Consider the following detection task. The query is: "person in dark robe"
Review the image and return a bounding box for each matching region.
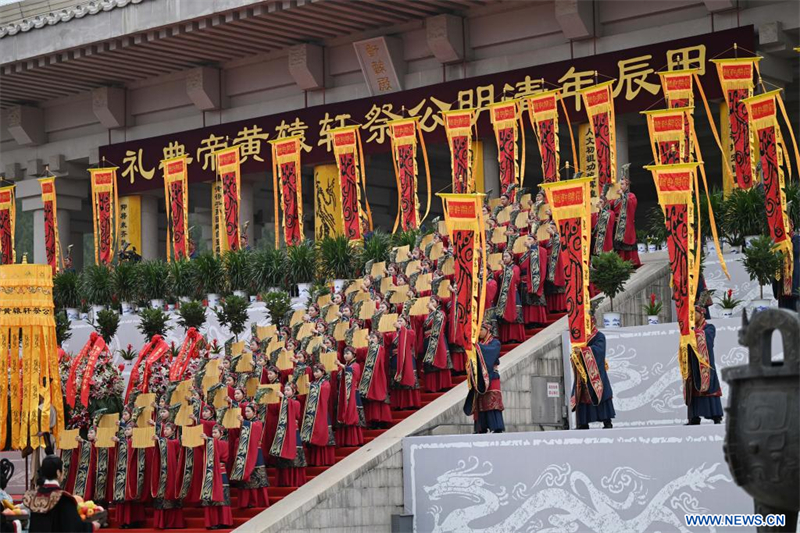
[419,296,453,392]
[269,383,307,488]
[336,347,365,446]
[685,294,724,425]
[610,164,641,267]
[201,425,233,530]
[771,227,800,311]
[151,423,185,529]
[300,364,336,466]
[359,330,392,428]
[571,307,615,429]
[232,404,270,507]
[23,455,97,533]
[591,188,616,256]
[542,221,567,313]
[497,250,526,344]
[464,321,505,434]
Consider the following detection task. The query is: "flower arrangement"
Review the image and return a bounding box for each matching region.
[642,293,663,316]
[718,289,743,310]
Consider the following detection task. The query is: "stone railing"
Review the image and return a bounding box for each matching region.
[235,258,671,533]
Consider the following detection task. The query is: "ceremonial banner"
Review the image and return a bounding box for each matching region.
[711,58,759,189]
[332,126,372,241]
[118,196,142,257]
[443,109,476,194]
[89,168,119,265]
[526,90,561,183]
[0,263,64,450]
[162,156,190,261]
[0,187,15,266]
[38,179,59,273]
[439,194,486,378]
[659,69,695,109]
[215,147,241,251]
[211,182,225,255]
[389,118,431,232]
[643,108,692,165]
[540,178,592,349]
[271,136,305,246]
[645,163,701,385]
[744,90,795,293]
[314,164,343,240]
[488,101,525,199]
[580,82,617,189]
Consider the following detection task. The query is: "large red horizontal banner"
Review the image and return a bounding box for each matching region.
[100,27,752,194]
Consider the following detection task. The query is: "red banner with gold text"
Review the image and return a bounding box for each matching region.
[215,147,241,252]
[0,187,15,265]
[389,118,431,232]
[580,82,617,189]
[526,90,561,183]
[89,168,118,265]
[332,126,371,241]
[443,110,476,194]
[489,101,524,199]
[271,137,304,246]
[39,178,59,273]
[162,156,190,261]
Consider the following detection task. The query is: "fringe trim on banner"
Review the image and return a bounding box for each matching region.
[271,136,305,246]
[89,168,119,265]
[442,109,477,194]
[162,156,190,262]
[214,147,242,252]
[39,178,61,273]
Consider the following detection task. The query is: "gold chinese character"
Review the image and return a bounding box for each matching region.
[232,125,270,163]
[559,66,595,111]
[274,118,312,153]
[318,112,352,152]
[196,134,229,171]
[515,75,544,99]
[666,45,706,75]
[365,44,380,57]
[122,149,155,184]
[406,97,452,133]
[160,141,193,169]
[371,60,386,76]
[362,103,401,144]
[613,55,660,101]
[377,77,393,92]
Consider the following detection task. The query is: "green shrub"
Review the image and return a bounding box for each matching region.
[262,290,292,329]
[250,247,287,292]
[176,300,207,332]
[81,264,113,306]
[95,309,120,343]
[139,260,169,301]
[214,295,250,340]
[137,307,172,340]
[53,270,80,309]
[742,235,784,299]
[590,252,634,311]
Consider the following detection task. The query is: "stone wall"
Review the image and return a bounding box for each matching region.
[235,259,671,533]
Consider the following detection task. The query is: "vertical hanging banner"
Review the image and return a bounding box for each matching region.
[211,181,226,256]
[526,89,561,183]
[540,178,592,350]
[38,178,59,273]
[0,187,15,265]
[215,147,241,252]
[439,194,486,371]
[645,163,701,387]
[313,164,343,240]
[331,126,372,241]
[89,168,118,265]
[442,109,476,194]
[389,118,431,232]
[642,108,692,165]
[270,136,304,246]
[118,195,142,257]
[488,100,525,199]
[658,69,696,162]
[744,90,794,293]
[162,156,190,261]
[711,58,759,190]
[580,82,617,189]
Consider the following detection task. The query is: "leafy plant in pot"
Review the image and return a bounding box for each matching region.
[722,187,767,248]
[261,290,292,329]
[646,206,668,251]
[214,294,250,341]
[391,229,420,249]
[717,289,743,318]
[137,307,172,341]
[286,241,317,303]
[176,300,207,333]
[590,252,634,327]
[55,310,72,348]
[168,259,197,302]
[358,229,392,273]
[53,270,81,318]
[194,252,224,307]
[94,308,120,344]
[319,235,354,290]
[223,248,252,298]
[112,260,141,315]
[250,246,287,294]
[140,260,170,309]
[80,264,113,317]
[741,235,783,312]
[642,293,663,325]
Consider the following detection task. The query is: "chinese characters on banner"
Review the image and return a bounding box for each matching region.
[38,178,59,273]
[488,100,525,200]
[314,164,344,241]
[162,156,190,261]
[215,148,242,252]
[118,196,142,259]
[332,126,372,241]
[442,110,476,194]
[389,118,431,232]
[89,168,119,265]
[526,89,561,183]
[644,163,700,386]
[643,108,691,164]
[580,82,617,189]
[270,136,305,246]
[99,27,752,195]
[0,186,15,265]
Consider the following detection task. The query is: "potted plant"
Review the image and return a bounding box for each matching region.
[94,308,120,344]
[261,290,292,329]
[699,188,725,254]
[250,246,287,294]
[194,252,224,307]
[784,181,800,231]
[139,260,170,309]
[176,300,207,332]
[112,260,141,315]
[137,306,172,341]
[646,234,659,254]
[391,229,419,249]
[55,310,72,348]
[741,235,783,312]
[168,259,197,303]
[646,207,668,252]
[214,294,250,341]
[590,252,635,328]
[722,187,767,249]
[79,300,90,321]
[286,241,316,306]
[53,270,81,319]
[319,235,354,291]
[80,264,113,318]
[717,289,743,318]
[636,230,648,255]
[642,293,663,325]
[358,229,392,270]
[118,343,137,370]
[223,248,251,298]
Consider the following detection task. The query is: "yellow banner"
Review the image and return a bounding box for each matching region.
[314,164,343,240]
[118,196,142,258]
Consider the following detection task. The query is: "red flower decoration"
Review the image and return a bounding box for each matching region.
[650,293,656,306]
[727,289,733,298]
[118,364,125,372]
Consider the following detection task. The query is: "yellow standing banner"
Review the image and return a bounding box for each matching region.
[118,196,142,258]
[313,164,343,240]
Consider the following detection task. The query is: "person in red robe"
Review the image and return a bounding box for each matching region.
[231,404,270,508]
[69,427,97,504]
[300,364,336,466]
[420,296,452,392]
[359,330,392,428]
[224,387,248,476]
[497,250,526,344]
[269,383,307,487]
[591,192,616,255]
[520,233,548,326]
[201,425,233,530]
[542,221,567,313]
[610,165,641,267]
[260,366,281,467]
[388,315,421,410]
[110,425,146,528]
[336,348,365,446]
[151,423,185,530]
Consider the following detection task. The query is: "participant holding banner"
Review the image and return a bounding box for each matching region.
[572,304,615,429]
[685,293,723,425]
[610,165,641,267]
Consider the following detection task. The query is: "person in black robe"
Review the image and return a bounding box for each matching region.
[23,455,97,533]
[686,295,723,425]
[464,321,505,434]
[771,230,800,311]
[572,305,615,429]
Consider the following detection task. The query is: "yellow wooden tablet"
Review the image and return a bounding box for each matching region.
[488,252,503,271]
[222,408,241,429]
[370,261,386,278]
[132,427,155,449]
[352,329,369,348]
[410,296,431,316]
[441,256,454,276]
[359,300,376,320]
[395,245,410,262]
[181,424,204,448]
[95,427,116,449]
[320,351,339,373]
[58,429,80,450]
[98,413,119,428]
[135,393,156,409]
[415,273,432,292]
[379,313,399,333]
